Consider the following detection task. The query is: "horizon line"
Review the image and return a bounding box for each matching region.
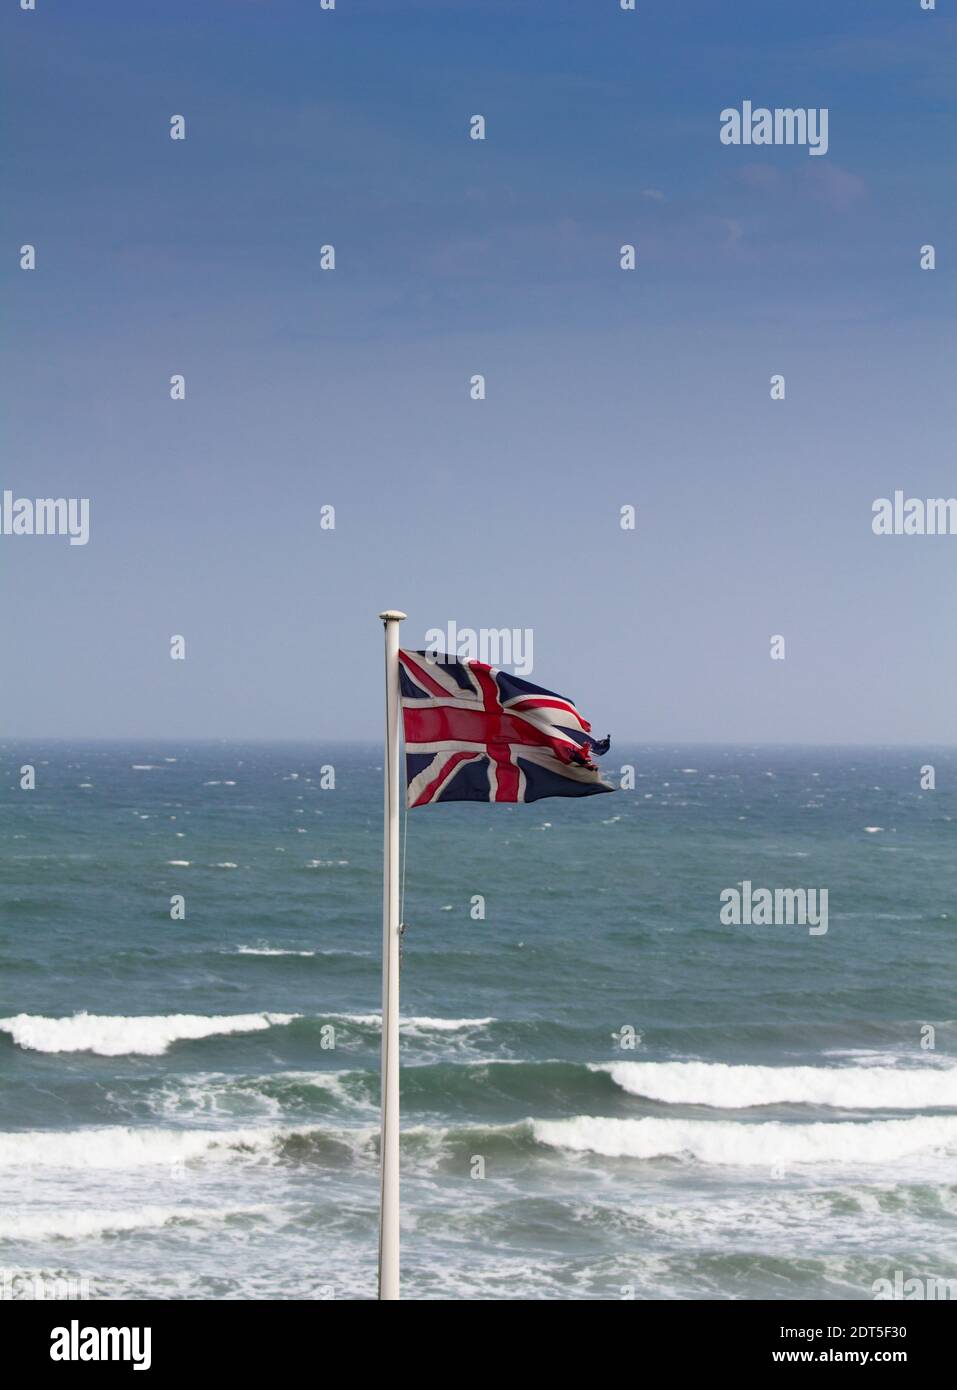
[1,737,955,751]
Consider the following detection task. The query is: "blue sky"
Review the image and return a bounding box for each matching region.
[2,0,955,742]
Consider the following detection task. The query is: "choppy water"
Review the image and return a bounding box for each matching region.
[1,743,955,1300]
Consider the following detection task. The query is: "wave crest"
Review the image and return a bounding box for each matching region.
[0,1011,299,1057]
[533,1114,957,1165]
[597,1060,957,1110]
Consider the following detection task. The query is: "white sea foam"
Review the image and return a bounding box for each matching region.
[223,945,367,961]
[0,1124,290,1169]
[0,1011,299,1056]
[597,1060,957,1110]
[146,1069,372,1121]
[533,1114,957,1165]
[331,1013,494,1034]
[822,1048,949,1066]
[233,946,316,957]
[0,1203,273,1241]
[405,1015,495,1032]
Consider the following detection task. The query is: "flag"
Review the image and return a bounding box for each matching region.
[398,649,614,806]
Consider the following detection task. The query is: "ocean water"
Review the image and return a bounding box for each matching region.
[1,742,955,1301]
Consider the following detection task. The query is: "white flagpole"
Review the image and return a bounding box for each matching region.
[377,609,405,1301]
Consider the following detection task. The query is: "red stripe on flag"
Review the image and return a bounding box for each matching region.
[508,697,592,731]
[403,705,554,749]
[411,751,480,807]
[468,664,521,801]
[398,650,450,699]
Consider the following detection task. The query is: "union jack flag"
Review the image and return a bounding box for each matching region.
[398,649,614,806]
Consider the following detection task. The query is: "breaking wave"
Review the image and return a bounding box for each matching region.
[0,1012,300,1057]
[597,1060,957,1110]
[532,1114,957,1165]
[0,1204,272,1242]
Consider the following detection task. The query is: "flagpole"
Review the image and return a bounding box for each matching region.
[377,609,405,1301]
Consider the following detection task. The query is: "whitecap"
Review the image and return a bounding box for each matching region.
[0,1011,299,1057]
[533,1114,957,1166]
[597,1060,957,1110]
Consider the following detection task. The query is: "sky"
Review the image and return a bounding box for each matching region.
[2,0,955,744]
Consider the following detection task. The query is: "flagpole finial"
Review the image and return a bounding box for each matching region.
[379,610,407,622]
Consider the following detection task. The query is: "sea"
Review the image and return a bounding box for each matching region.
[1,743,955,1301]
